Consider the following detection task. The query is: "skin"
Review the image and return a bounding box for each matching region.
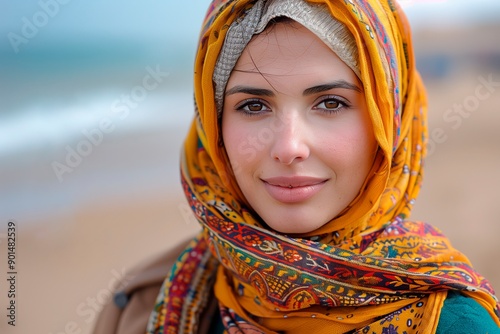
[222,22,378,234]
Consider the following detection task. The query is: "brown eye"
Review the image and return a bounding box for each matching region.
[315,96,350,115]
[236,99,271,115]
[323,100,340,109]
[248,102,264,112]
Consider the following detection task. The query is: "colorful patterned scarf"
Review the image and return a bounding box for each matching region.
[147,0,500,333]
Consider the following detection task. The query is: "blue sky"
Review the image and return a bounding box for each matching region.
[1,1,211,49]
[2,0,500,51]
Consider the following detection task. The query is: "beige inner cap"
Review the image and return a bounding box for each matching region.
[213,0,360,114]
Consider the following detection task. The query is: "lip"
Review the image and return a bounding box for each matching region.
[261,176,328,203]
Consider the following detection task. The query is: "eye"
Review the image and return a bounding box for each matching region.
[314,96,350,114]
[319,99,340,109]
[235,99,271,115]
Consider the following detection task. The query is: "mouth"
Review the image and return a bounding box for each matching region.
[261,176,328,203]
[262,176,328,188]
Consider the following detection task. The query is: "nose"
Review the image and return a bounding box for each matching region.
[270,113,310,165]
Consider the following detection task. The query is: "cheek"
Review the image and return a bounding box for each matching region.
[222,117,257,177]
[319,121,376,173]
[349,129,377,176]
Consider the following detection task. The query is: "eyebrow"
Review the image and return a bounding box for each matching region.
[225,86,275,97]
[303,80,362,95]
[225,80,362,97]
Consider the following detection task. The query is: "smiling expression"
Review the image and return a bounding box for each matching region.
[222,22,378,234]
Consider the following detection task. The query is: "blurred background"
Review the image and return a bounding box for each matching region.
[1,1,499,333]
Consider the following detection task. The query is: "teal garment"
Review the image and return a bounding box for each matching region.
[210,308,225,334]
[436,291,500,334]
[210,292,500,333]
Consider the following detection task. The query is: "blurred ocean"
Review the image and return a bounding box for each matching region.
[0,2,209,222]
[0,66,198,224]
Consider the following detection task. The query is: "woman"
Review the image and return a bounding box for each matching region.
[94,0,500,333]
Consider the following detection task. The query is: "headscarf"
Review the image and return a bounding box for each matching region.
[147,0,500,333]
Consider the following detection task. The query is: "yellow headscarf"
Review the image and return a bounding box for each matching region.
[193,0,420,242]
[147,1,500,333]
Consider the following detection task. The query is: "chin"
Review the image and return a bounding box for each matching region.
[264,216,329,235]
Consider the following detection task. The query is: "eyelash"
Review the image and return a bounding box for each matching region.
[235,99,271,116]
[233,95,351,116]
[313,95,351,114]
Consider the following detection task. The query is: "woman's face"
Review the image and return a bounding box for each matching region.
[222,22,377,234]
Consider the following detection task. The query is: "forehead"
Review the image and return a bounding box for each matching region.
[230,22,358,83]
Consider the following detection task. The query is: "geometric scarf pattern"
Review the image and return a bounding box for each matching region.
[146,166,499,333]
